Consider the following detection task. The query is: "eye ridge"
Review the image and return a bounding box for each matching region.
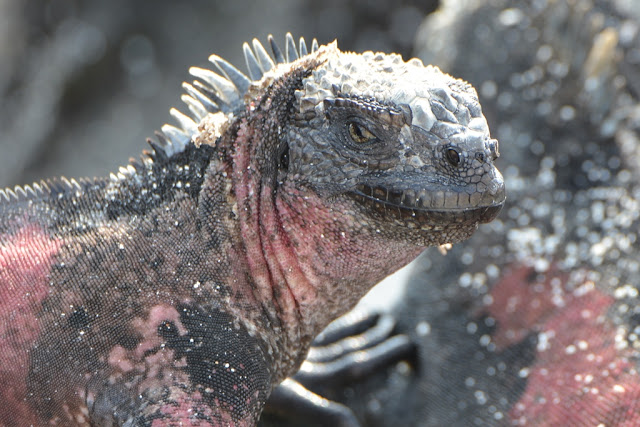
[347,121,377,144]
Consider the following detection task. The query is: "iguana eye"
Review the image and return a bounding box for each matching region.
[446,147,460,166]
[347,121,376,144]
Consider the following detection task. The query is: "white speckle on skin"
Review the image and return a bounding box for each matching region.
[498,8,524,26]
[474,390,488,405]
[518,367,530,378]
[416,321,431,336]
[466,322,478,334]
[537,330,555,352]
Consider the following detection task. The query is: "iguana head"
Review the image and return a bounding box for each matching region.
[163,34,503,250]
[283,42,505,247]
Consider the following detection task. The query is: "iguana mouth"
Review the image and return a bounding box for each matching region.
[352,184,505,225]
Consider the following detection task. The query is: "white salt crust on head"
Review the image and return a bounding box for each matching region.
[295,42,490,139]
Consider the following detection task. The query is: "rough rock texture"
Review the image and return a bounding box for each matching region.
[324,0,640,425]
[0,35,503,425]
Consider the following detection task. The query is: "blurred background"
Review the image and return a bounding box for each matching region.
[0,0,438,189]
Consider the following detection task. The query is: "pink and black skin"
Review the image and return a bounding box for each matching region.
[0,34,504,426]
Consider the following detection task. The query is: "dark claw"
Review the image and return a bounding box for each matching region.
[307,314,396,363]
[265,379,361,427]
[312,311,382,346]
[301,311,416,388]
[261,310,416,426]
[295,334,414,388]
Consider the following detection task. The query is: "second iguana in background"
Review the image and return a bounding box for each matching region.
[0,34,505,425]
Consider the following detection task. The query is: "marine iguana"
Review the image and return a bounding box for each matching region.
[0,34,505,425]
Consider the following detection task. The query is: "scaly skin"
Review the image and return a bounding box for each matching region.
[0,35,504,425]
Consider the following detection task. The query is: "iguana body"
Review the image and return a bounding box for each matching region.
[0,35,504,425]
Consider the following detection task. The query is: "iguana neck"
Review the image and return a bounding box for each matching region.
[274,187,425,337]
[220,113,425,381]
[227,138,426,376]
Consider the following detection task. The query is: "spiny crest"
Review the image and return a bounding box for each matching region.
[155,33,319,158]
[0,181,51,203]
[0,34,319,204]
[0,177,95,204]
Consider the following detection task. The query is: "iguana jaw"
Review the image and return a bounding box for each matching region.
[351,189,504,226]
[351,179,506,227]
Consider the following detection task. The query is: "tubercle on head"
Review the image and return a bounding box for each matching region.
[292,47,490,140]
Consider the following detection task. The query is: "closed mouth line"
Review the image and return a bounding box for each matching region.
[351,184,504,224]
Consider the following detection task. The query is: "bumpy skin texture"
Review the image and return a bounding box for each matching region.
[0,35,504,426]
[319,1,640,426]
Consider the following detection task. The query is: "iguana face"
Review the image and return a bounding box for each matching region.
[284,46,505,247]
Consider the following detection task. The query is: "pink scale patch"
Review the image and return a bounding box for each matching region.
[487,264,640,425]
[0,224,62,425]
